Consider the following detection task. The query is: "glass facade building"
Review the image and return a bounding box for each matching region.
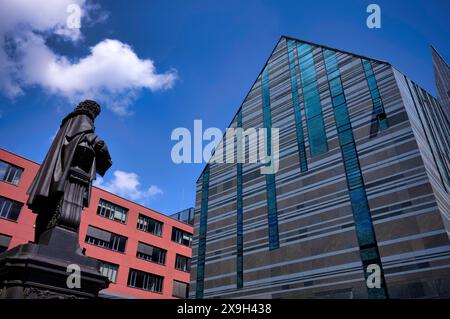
[170,207,195,226]
[190,36,450,299]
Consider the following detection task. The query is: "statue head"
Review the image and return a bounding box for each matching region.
[75,100,101,119]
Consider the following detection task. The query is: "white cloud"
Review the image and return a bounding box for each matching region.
[147,185,164,197]
[0,0,85,41]
[93,170,163,203]
[0,0,177,115]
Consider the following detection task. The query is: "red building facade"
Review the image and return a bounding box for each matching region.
[0,148,193,299]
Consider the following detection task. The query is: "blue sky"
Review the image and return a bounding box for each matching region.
[0,0,449,215]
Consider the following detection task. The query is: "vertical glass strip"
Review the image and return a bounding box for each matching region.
[287,39,308,172]
[236,110,244,288]
[324,49,388,299]
[195,165,210,299]
[261,65,279,250]
[296,42,328,157]
[362,59,389,130]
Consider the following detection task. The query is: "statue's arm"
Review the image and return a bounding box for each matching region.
[82,132,112,176]
[93,139,112,177]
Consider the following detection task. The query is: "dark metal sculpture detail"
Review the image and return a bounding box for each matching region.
[23,287,80,299]
[27,100,112,243]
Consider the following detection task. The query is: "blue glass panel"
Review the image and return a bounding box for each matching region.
[361,59,389,131]
[296,42,328,157]
[367,76,377,89]
[365,68,374,77]
[356,225,376,247]
[307,115,328,156]
[324,49,388,298]
[305,101,322,119]
[261,65,279,250]
[362,60,372,72]
[361,247,379,263]
[328,69,340,79]
[379,119,389,130]
[370,88,380,100]
[324,51,338,72]
[196,165,210,299]
[332,93,345,106]
[304,89,320,103]
[302,72,316,85]
[338,128,353,146]
[334,104,350,128]
[303,81,317,93]
[330,80,344,97]
[373,98,383,113]
[338,121,352,133]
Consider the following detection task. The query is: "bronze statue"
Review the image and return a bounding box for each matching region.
[0,100,112,299]
[27,100,112,243]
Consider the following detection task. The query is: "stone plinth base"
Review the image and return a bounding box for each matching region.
[0,226,109,299]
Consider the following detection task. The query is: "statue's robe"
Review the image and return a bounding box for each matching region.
[27,113,112,212]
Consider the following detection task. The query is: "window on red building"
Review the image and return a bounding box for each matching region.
[172,280,189,298]
[0,196,22,221]
[136,242,166,265]
[85,225,127,253]
[127,269,163,293]
[0,160,23,186]
[171,227,192,247]
[99,260,119,283]
[96,199,128,224]
[137,214,163,236]
[175,254,191,272]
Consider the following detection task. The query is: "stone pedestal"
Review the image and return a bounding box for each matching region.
[0,226,109,299]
